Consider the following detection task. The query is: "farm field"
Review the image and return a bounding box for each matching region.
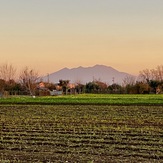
[0,104,163,162]
[1,94,163,105]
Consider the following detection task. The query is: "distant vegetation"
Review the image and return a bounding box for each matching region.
[1,63,163,96]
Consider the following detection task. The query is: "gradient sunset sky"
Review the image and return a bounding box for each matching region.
[0,0,163,76]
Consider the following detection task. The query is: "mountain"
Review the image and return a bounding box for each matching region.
[43,65,133,84]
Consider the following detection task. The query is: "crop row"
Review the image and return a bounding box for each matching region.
[0,105,163,162]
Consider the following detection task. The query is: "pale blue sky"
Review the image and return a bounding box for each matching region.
[0,0,163,75]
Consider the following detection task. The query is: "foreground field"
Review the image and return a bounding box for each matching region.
[0,105,163,162]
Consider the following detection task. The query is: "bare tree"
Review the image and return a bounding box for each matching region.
[19,67,39,96]
[0,63,16,81]
[155,65,163,81]
[122,75,136,87]
[139,69,151,82]
[139,65,163,82]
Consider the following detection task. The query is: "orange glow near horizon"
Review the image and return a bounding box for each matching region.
[0,1,163,76]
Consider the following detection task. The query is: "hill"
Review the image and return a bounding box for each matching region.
[43,65,133,84]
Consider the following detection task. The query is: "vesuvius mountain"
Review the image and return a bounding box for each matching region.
[43,65,133,84]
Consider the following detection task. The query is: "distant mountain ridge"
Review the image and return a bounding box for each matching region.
[43,65,133,84]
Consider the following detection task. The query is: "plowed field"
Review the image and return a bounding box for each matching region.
[0,105,163,162]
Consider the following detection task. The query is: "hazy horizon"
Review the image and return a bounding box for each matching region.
[1,0,163,76]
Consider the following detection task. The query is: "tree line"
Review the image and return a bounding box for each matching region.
[0,63,163,96]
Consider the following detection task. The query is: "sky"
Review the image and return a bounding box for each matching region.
[0,0,163,76]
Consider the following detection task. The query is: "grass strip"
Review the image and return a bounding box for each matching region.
[0,94,163,105]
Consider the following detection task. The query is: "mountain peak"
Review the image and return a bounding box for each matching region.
[62,67,69,70]
[93,64,112,69]
[44,65,133,84]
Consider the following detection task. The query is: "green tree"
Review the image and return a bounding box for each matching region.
[85,80,108,93]
[0,79,5,96]
[147,79,160,94]
[108,83,123,94]
[59,80,70,95]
